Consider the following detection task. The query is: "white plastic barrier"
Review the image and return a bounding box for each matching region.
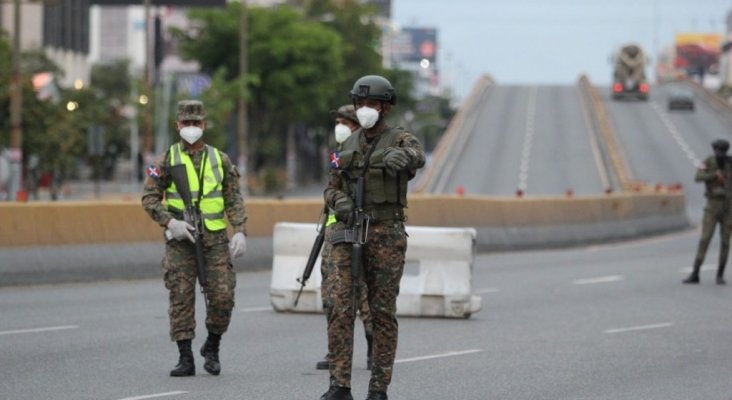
[269,222,482,318]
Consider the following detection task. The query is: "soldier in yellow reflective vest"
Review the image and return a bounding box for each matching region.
[142,100,248,377]
[317,105,373,371]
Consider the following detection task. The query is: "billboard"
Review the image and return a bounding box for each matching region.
[390,27,437,65]
[674,32,722,77]
[90,0,225,5]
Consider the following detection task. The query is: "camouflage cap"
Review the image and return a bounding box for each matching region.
[177,100,206,121]
[330,104,358,125]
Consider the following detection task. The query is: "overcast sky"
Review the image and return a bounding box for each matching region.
[392,0,732,99]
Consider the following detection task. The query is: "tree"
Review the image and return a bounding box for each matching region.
[172,3,344,190]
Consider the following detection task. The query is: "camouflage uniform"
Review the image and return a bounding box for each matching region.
[323,123,425,394]
[690,155,732,276]
[320,104,373,370]
[141,106,247,342]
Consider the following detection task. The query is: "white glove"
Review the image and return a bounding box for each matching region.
[229,232,247,258]
[167,218,196,243]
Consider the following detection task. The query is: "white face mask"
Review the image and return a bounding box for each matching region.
[356,107,379,129]
[334,123,352,144]
[180,126,203,144]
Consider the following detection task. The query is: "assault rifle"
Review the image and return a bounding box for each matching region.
[294,206,329,307]
[169,164,207,294]
[349,176,370,311]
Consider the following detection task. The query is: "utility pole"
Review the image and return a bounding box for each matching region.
[142,0,154,165]
[238,0,248,194]
[8,0,24,201]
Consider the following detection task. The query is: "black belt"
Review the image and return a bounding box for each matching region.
[364,207,405,223]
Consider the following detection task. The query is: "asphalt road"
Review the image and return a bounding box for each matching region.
[430,85,604,196]
[1,228,730,400]
[606,81,732,223]
[4,82,732,399]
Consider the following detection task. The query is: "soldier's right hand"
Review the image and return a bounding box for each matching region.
[167,218,196,243]
[334,193,354,224]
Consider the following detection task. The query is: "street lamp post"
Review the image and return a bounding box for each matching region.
[238,0,248,194]
[142,0,154,166]
[8,0,25,201]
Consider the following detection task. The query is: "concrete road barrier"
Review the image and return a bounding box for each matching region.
[269,222,481,318]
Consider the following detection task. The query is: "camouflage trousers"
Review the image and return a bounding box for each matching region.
[162,231,236,342]
[325,221,406,393]
[694,198,732,268]
[321,236,373,337]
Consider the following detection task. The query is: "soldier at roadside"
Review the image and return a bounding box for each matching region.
[317,105,374,372]
[141,100,248,376]
[319,75,425,400]
[684,139,732,285]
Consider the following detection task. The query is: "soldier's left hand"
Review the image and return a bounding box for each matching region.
[229,232,246,258]
[384,147,409,171]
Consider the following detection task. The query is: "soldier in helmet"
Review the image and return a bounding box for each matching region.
[684,139,732,284]
[319,76,426,400]
[317,105,373,372]
[141,100,248,376]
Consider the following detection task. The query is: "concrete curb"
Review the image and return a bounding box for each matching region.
[0,214,690,287]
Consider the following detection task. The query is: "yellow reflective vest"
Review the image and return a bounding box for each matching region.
[165,143,226,231]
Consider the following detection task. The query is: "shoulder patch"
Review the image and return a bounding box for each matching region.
[147,165,161,179]
[329,151,341,169]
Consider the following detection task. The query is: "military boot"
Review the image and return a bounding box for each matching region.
[170,339,195,377]
[316,353,330,370]
[683,264,701,284]
[200,332,221,375]
[320,386,353,400]
[365,391,388,400]
[365,333,373,370]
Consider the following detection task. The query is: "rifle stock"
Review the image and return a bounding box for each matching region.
[294,206,329,307]
[169,164,207,290]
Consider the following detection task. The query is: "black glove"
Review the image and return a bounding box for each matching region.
[334,194,354,223]
[384,147,409,172]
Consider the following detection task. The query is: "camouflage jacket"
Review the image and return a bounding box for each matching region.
[141,142,248,236]
[324,124,425,210]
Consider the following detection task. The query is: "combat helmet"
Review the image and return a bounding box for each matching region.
[350,75,396,105]
[712,139,729,152]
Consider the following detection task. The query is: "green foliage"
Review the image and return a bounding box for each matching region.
[174,2,344,171]
[304,0,386,119]
[0,31,135,189]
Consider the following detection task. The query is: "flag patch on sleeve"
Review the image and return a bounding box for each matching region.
[147,165,161,179]
[329,152,341,169]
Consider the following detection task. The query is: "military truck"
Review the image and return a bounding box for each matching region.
[612,43,649,101]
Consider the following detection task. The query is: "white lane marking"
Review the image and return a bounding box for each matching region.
[474,287,500,294]
[517,87,538,191]
[116,391,188,400]
[604,322,674,334]
[395,349,483,364]
[238,306,271,313]
[649,102,700,166]
[679,264,717,273]
[572,275,624,285]
[0,325,79,336]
